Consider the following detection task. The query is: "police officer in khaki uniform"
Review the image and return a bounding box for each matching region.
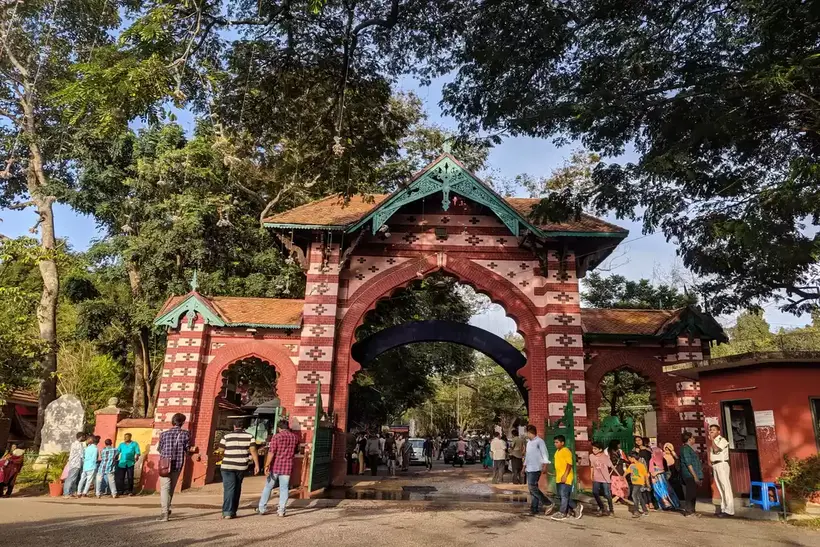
[709,424,734,517]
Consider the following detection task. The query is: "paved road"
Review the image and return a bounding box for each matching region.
[1,491,817,547]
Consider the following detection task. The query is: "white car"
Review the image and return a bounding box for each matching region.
[408,438,426,465]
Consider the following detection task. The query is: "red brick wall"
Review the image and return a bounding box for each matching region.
[584,344,686,449]
[699,363,820,482]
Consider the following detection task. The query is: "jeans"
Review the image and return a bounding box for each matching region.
[425,455,433,470]
[78,469,96,495]
[116,465,135,494]
[592,481,614,512]
[95,471,117,497]
[632,484,648,513]
[526,471,552,514]
[682,476,698,514]
[258,472,290,515]
[221,470,245,517]
[63,466,82,496]
[160,470,181,516]
[492,460,506,483]
[557,482,577,515]
[510,456,523,484]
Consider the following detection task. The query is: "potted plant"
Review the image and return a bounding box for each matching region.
[779,454,820,513]
[45,452,69,497]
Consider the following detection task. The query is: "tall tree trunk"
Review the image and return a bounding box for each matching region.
[132,334,147,417]
[29,146,59,448]
[127,262,153,417]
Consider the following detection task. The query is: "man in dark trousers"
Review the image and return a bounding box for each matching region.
[680,431,703,517]
[423,435,434,471]
[218,419,259,519]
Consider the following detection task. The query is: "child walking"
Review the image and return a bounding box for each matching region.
[628,452,650,518]
[589,441,615,516]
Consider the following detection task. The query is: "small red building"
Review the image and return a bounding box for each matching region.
[666,351,820,496]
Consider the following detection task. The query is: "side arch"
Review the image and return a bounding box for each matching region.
[351,320,528,405]
[191,339,298,487]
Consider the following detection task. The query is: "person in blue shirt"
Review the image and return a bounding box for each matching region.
[116,433,141,496]
[680,431,704,516]
[522,424,554,516]
[96,439,118,498]
[77,436,100,497]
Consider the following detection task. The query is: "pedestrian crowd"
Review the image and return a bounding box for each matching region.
[352,431,427,476]
[61,431,141,498]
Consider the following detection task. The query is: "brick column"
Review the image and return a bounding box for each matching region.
[292,238,341,434]
[543,250,589,468]
[143,312,209,491]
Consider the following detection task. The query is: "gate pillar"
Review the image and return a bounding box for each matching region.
[292,237,341,434]
[543,251,590,476]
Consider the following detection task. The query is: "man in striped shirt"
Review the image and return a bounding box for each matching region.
[219,420,259,519]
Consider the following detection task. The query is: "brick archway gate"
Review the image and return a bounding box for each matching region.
[328,253,552,485]
[148,153,727,492]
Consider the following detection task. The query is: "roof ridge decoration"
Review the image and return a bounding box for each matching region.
[155,292,226,330]
[349,154,540,236]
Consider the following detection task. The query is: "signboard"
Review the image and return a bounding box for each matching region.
[663,362,696,373]
[754,410,775,428]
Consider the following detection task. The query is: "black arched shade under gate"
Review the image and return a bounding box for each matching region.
[351,320,528,407]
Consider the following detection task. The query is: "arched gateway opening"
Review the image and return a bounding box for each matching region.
[148,153,727,493]
[351,320,528,405]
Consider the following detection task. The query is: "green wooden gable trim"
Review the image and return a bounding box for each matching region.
[154,293,226,329]
[347,156,543,237]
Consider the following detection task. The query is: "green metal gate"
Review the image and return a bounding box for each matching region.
[590,415,635,454]
[307,382,333,492]
[544,388,577,493]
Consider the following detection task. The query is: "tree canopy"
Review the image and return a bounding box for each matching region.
[581,271,697,310]
[441,0,820,315]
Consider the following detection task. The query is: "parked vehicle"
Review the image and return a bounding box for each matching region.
[407,438,425,465]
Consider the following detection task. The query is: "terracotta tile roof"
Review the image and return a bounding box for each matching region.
[581,308,684,336]
[504,198,628,234]
[264,194,625,235]
[159,295,304,327]
[264,194,389,227]
[7,389,38,406]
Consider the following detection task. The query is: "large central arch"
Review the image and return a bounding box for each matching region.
[351,319,528,405]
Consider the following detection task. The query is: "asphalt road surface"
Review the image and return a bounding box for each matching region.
[1,489,818,547]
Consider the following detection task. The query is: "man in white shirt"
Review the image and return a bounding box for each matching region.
[709,423,734,516]
[523,425,554,516]
[490,432,507,484]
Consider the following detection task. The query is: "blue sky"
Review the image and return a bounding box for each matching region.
[1,74,809,335]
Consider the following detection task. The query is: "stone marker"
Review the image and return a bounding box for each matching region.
[40,394,85,456]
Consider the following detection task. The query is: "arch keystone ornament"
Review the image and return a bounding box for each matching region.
[149,153,727,493]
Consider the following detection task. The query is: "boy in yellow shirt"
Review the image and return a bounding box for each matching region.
[550,435,583,521]
[628,452,649,517]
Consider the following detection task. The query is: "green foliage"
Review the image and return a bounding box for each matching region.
[442,0,820,315]
[582,272,697,310]
[0,239,49,404]
[711,310,820,357]
[779,454,820,501]
[57,341,124,424]
[347,274,482,428]
[598,369,651,430]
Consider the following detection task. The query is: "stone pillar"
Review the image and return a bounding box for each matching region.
[543,251,589,471]
[144,312,209,491]
[292,238,341,434]
[93,398,126,445]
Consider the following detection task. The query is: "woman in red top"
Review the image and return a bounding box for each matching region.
[0,447,25,497]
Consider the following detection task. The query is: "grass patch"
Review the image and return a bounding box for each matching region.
[791,518,820,530]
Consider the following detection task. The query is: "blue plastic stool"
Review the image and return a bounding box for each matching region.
[750,481,781,511]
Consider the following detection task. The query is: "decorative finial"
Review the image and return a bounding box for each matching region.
[442,139,452,154]
[190,269,199,292]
